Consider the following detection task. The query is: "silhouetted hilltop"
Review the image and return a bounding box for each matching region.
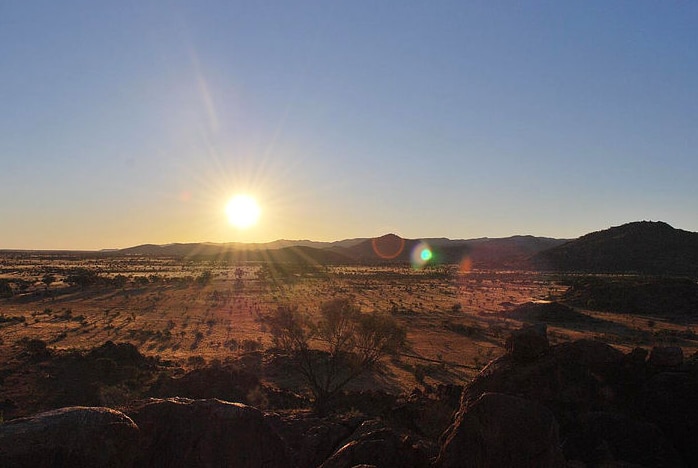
[533,221,698,276]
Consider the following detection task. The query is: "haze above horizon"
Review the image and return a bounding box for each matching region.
[2,2,697,250]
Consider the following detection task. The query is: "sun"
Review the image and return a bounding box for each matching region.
[225,194,261,229]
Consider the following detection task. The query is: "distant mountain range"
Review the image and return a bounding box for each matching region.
[111,233,568,269]
[107,221,698,277]
[4,221,696,276]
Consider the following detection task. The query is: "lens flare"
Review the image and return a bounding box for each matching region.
[411,242,433,269]
[459,256,473,273]
[420,248,433,261]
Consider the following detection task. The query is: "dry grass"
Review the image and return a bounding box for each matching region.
[2,254,697,395]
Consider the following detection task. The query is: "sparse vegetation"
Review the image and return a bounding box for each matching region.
[1,251,697,425]
[0,279,14,298]
[263,298,405,413]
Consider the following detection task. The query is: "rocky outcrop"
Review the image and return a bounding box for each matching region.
[126,397,290,468]
[438,392,564,467]
[5,330,698,467]
[563,411,683,466]
[648,346,684,368]
[640,370,698,466]
[148,364,261,403]
[0,406,139,468]
[265,412,363,468]
[320,419,430,468]
[388,384,463,440]
[0,399,293,468]
[504,322,549,362]
[462,338,628,423]
[449,325,698,466]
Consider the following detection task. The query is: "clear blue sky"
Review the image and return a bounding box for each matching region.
[1,1,696,249]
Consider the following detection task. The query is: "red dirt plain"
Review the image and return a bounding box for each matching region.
[2,254,697,394]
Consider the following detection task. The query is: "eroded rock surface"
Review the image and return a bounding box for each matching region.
[320,419,430,468]
[438,392,564,468]
[126,397,290,468]
[0,406,139,468]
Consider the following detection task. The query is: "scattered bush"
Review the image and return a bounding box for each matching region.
[0,314,25,324]
[0,279,13,298]
[196,270,213,287]
[17,338,51,360]
[66,269,102,289]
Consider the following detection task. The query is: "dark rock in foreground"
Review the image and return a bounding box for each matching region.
[148,363,261,403]
[463,338,628,423]
[126,397,290,468]
[452,325,698,467]
[648,346,684,368]
[265,412,363,468]
[0,406,139,468]
[438,392,565,467]
[640,370,698,466]
[5,329,698,467]
[563,411,683,467]
[320,419,430,468]
[504,322,549,362]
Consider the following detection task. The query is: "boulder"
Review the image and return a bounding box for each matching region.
[265,411,362,468]
[0,406,139,468]
[462,339,626,423]
[504,323,549,362]
[438,392,564,467]
[388,384,463,440]
[627,347,649,365]
[320,419,430,468]
[445,332,697,467]
[563,411,683,466]
[126,398,290,468]
[648,346,684,368]
[641,372,698,466]
[148,364,260,403]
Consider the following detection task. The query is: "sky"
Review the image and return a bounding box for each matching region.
[1,1,697,250]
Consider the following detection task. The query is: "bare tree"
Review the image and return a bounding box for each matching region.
[263,298,405,414]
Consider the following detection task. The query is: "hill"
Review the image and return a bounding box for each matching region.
[113,233,565,268]
[532,221,698,276]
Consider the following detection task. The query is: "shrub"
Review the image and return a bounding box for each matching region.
[66,269,101,289]
[0,279,13,298]
[196,270,213,286]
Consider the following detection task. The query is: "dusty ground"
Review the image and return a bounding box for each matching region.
[2,254,697,397]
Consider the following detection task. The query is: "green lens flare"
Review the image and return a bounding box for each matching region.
[420,248,432,261]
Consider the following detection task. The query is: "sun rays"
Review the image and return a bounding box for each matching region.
[225,194,261,229]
